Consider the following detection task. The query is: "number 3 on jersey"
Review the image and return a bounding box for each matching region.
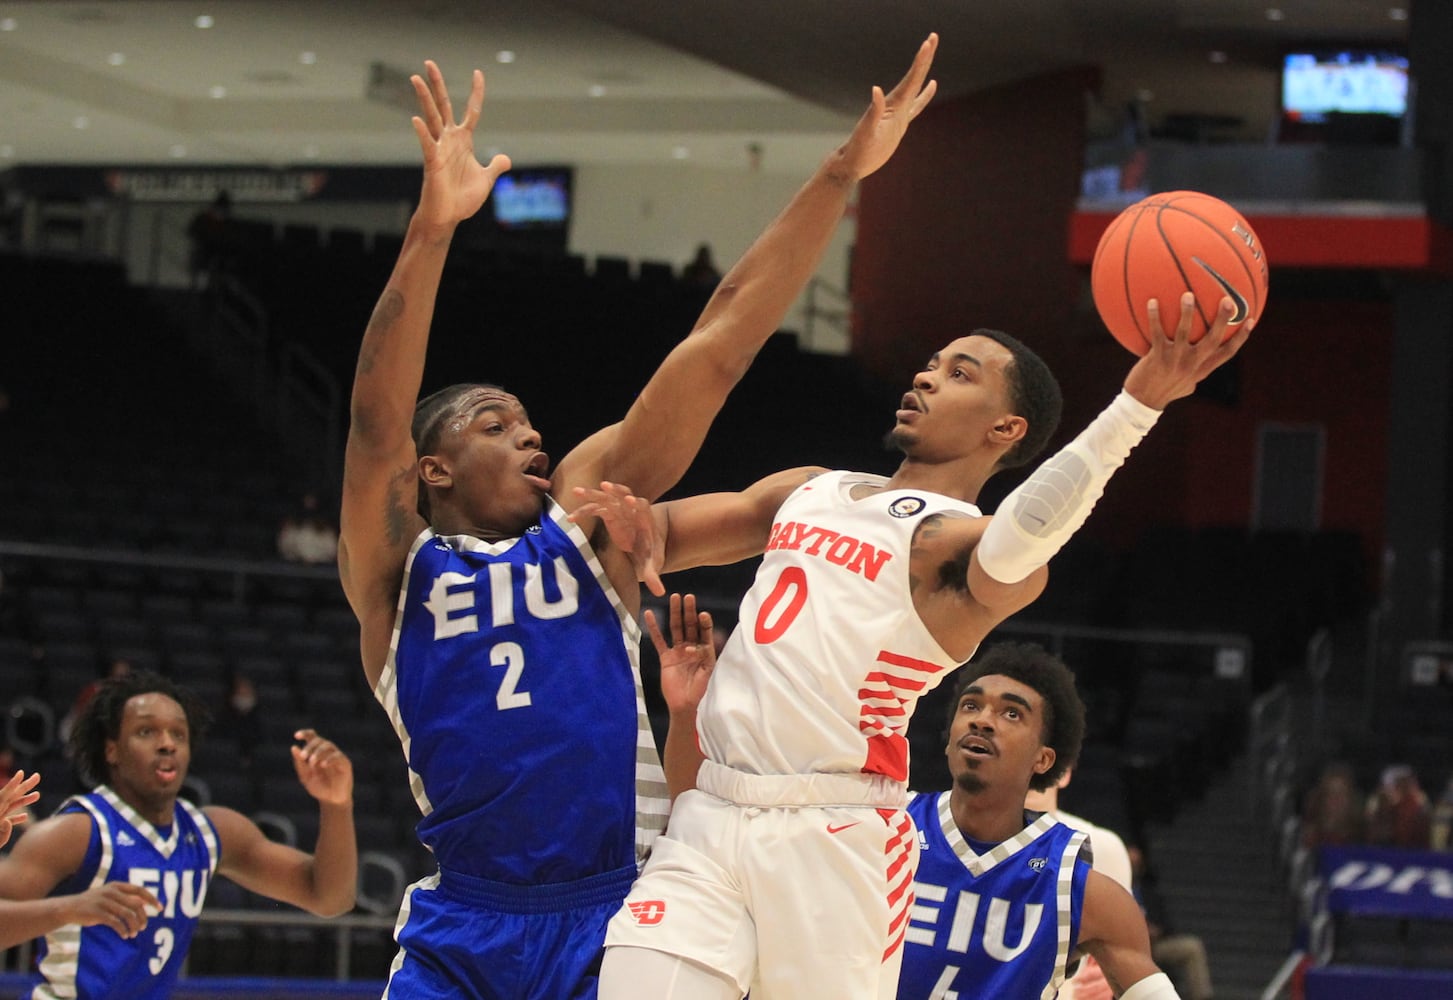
[148,927,175,975]
[754,567,808,644]
[490,641,532,709]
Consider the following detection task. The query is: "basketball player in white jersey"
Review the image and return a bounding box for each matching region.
[591,292,1253,1000]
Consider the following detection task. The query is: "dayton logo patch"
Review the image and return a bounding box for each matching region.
[628,900,667,925]
[889,497,927,518]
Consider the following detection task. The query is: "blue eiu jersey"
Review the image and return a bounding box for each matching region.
[378,499,668,885]
[27,786,219,1000]
[898,792,1090,1000]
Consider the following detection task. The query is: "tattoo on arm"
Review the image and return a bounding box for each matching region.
[358,289,404,376]
[910,513,973,596]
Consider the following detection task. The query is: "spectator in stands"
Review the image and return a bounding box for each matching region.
[1300,760,1366,850]
[57,655,133,747]
[338,45,939,1000]
[1432,775,1453,851]
[0,758,40,849]
[681,242,722,289]
[214,672,262,768]
[1366,764,1432,849]
[276,491,339,564]
[0,669,357,999]
[1128,841,1215,1000]
[186,190,235,289]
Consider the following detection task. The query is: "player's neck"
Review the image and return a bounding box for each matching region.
[886,454,992,504]
[950,785,1033,844]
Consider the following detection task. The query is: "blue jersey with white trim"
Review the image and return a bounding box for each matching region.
[899,791,1090,1000]
[27,786,219,1000]
[378,499,667,884]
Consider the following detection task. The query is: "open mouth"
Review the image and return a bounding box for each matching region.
[959,736,995,757]
[523,452,552,489]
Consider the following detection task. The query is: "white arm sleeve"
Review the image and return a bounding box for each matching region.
[976,390,1161,584]
[1119,972,1182,1000]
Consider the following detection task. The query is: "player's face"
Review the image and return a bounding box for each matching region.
[106,693,191,808]
[891,335,1017,460]
[426,388,552,537]
[945,673,1053,794]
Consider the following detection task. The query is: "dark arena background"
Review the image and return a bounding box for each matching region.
[3,3,1453,999]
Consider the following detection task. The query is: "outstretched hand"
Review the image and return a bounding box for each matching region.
[410,60,512,229]
[0,769,40,848]
[570,482,664,596]
[647,594,716,715]
[836,32,939,181]
[291,730,354,807]
[1123,292,1255,410]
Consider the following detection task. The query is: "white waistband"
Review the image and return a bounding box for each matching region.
[696,760,908,809]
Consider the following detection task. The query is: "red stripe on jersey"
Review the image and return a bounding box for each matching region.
[862,733,908,781]
[859,650,952,778]
[881,811,916,963]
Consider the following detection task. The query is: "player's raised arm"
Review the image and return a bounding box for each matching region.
[339,60,511,681]
[969,293,1252,613]
[208,730,357,917]
[553,35,940,508]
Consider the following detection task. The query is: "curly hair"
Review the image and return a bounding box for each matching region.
[971,329,1063,470]
[942,641,1084,792]
[68,669,211,789]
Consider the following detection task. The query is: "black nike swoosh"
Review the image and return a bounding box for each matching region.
[1192,256,1249,323]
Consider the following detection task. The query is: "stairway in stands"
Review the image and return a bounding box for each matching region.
[1145,753,1294,1000]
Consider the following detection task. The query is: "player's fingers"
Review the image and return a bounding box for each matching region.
[411,73,443,138]
[425,60,455,126]
[462,68,484,130]
[1145,297,1165,341]
[643,608,668,652]
[1173,291,1196,341]
[681,594,699,643]
[889,33,937,103]
[697,612,716,665]
[667,593,686,645]
[908,78,938,119]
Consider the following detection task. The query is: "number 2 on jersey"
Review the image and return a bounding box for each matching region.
[753,567,808,644]
[490,641,532,709]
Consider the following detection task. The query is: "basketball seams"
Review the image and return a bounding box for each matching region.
[1111,207,1152,351]
[1156,204,1263,315]
[1152,205,1210,332]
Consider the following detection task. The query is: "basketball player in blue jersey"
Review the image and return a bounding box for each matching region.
[0,671,357,1000]
[0,768,41,848]
[589,292,1252,998]
[897,642,1178,1000]
[336,38,942,1000]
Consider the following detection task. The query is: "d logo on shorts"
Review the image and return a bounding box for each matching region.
[627,900,666,925]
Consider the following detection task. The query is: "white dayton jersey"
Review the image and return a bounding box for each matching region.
[698,471,980,780]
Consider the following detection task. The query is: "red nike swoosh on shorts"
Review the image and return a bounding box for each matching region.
[826,822,861,834]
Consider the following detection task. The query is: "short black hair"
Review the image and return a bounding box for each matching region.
[68,670,211,789]
[411,382,507,456]
[409,382,507,519]
[943,641,1084,792]
[972,329,1063,470]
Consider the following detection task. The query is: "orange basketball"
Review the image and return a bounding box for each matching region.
[1090,191,1268,356]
